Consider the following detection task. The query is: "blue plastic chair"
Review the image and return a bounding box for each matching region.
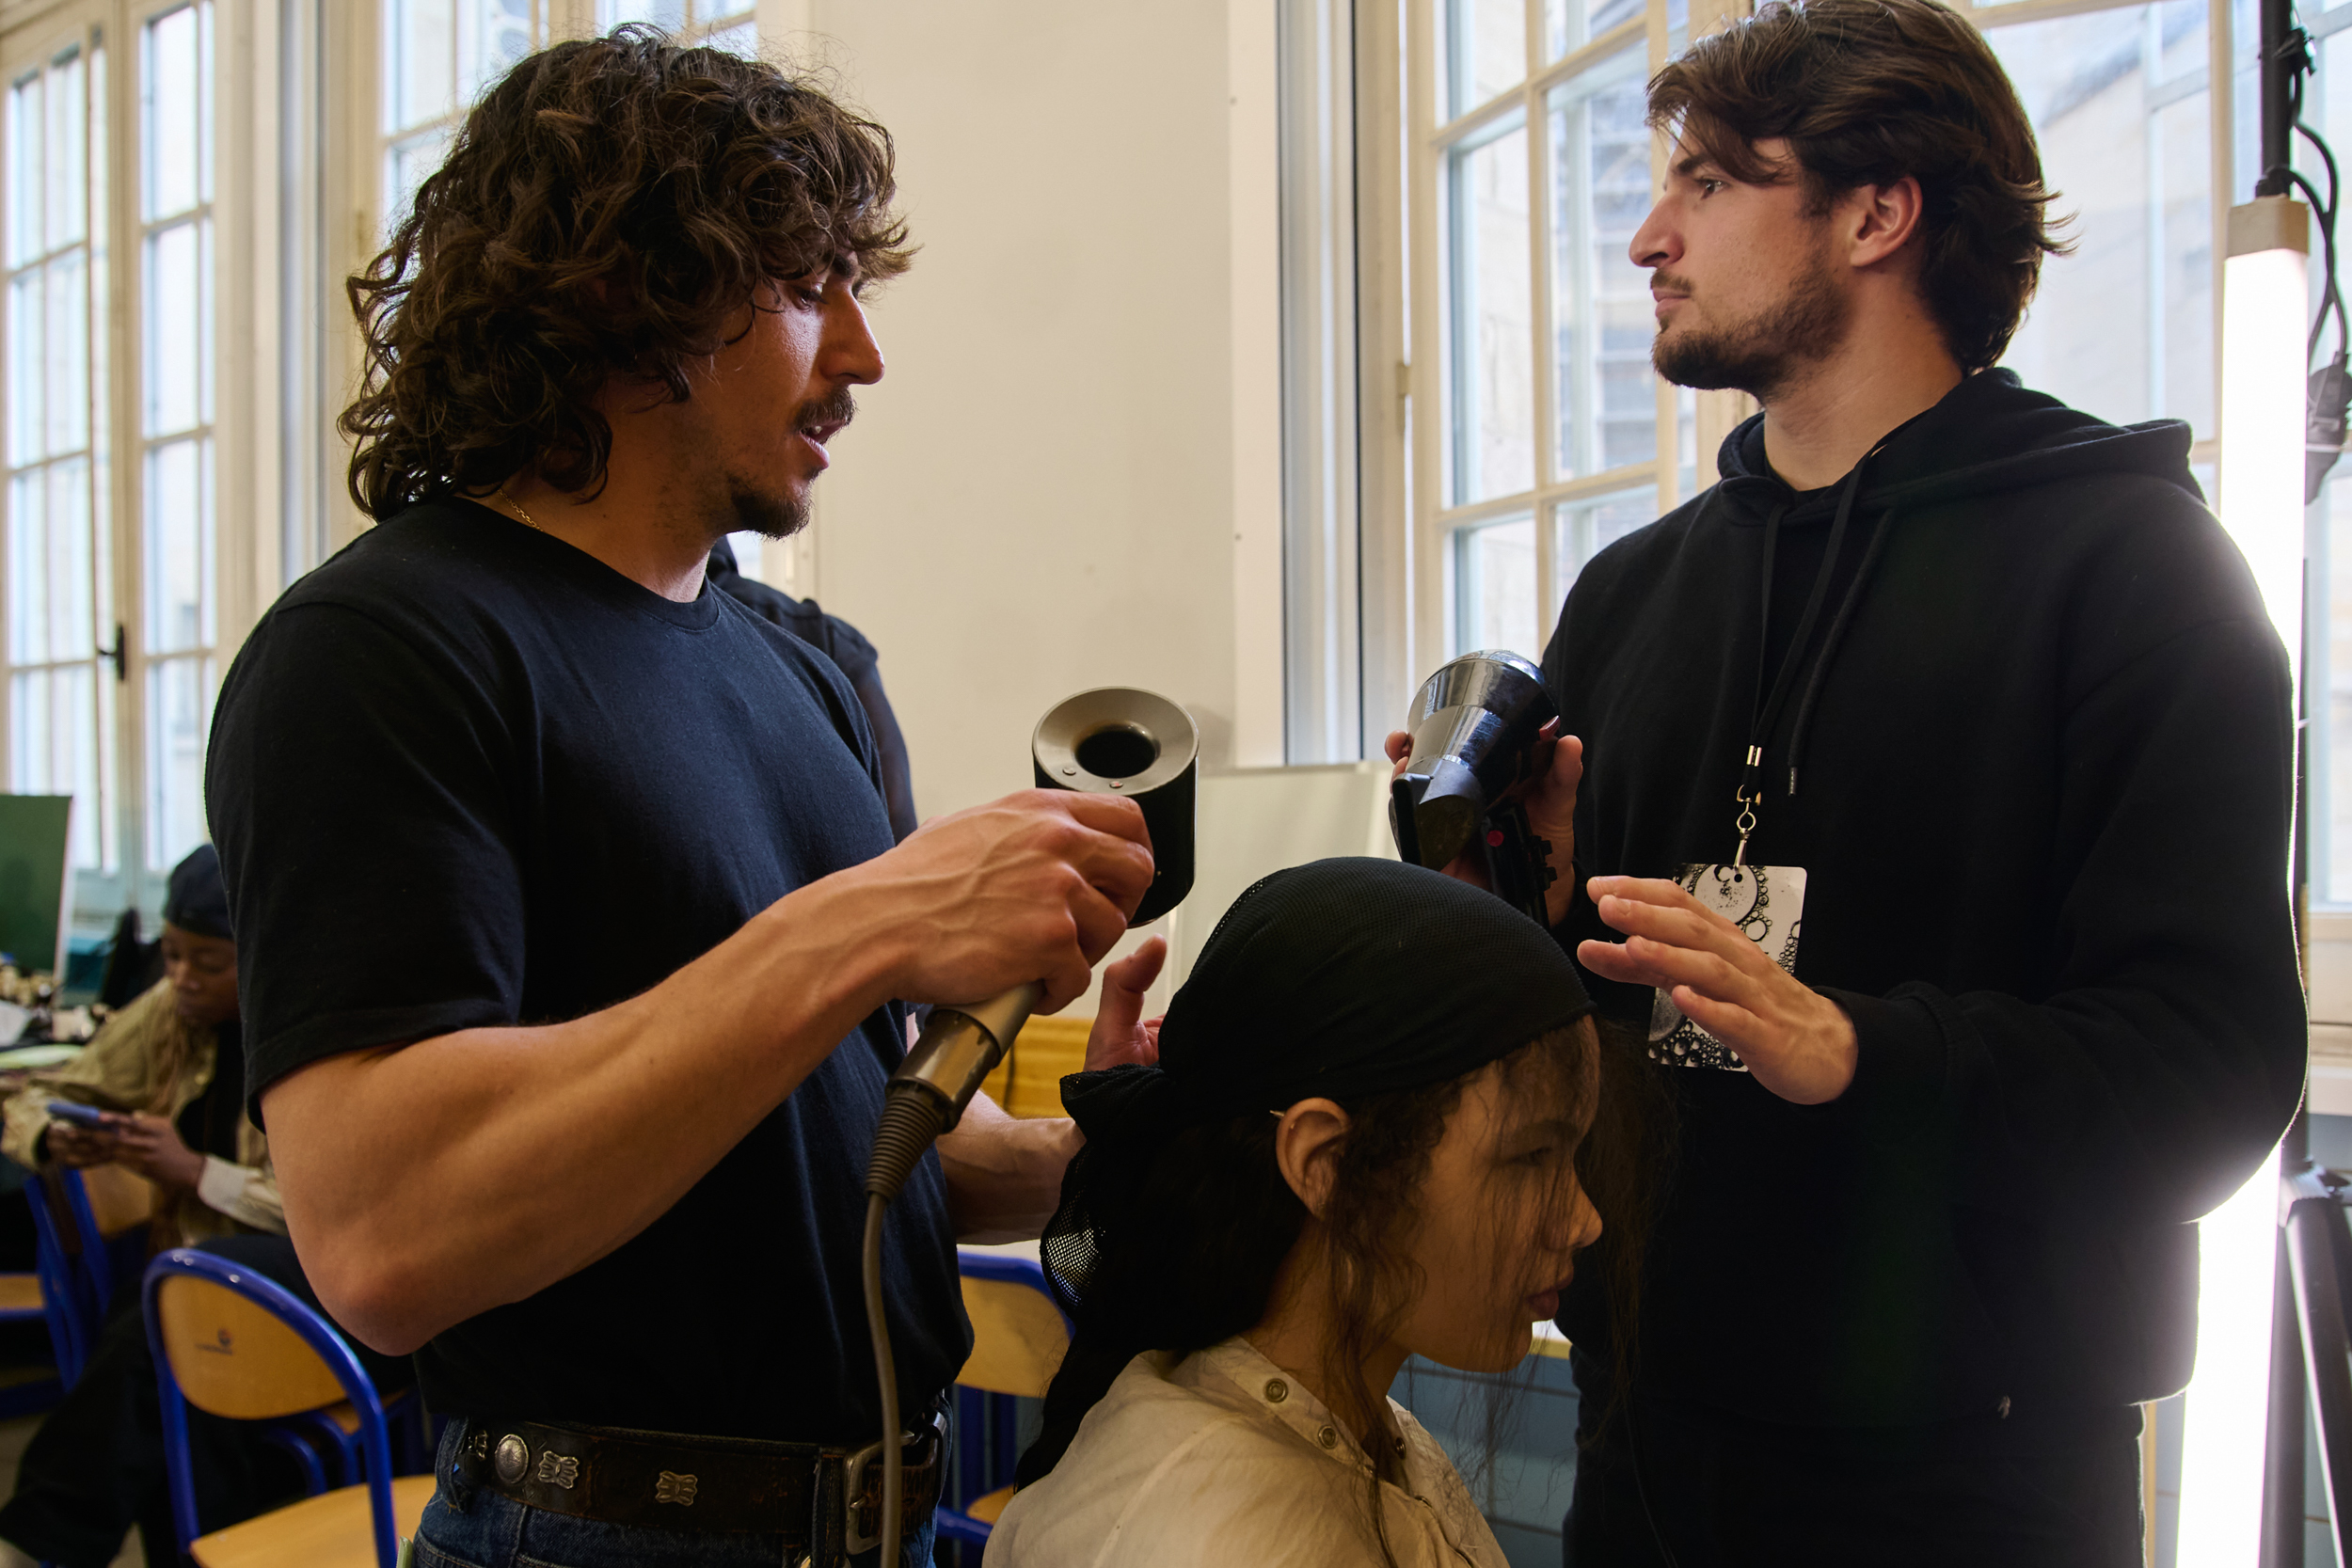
[934,1249,1073,1556]
[143,1249,433,1568]
[22,1165,123,1391]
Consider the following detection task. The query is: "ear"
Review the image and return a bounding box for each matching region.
[1272,1098,1352,1220]
[1844,175,1927,270]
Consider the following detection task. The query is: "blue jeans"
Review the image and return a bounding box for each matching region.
[414,1419,938,1568]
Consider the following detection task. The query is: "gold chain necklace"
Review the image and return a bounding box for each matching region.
[496,485,544,533]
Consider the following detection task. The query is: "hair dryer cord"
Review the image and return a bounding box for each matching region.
[863,1087,948,1567]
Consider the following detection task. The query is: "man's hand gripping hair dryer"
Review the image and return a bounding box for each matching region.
[859,688,1197,1563]
[1390,650,1560,927]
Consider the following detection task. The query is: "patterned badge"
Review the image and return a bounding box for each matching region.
[1647,862,1806,1071]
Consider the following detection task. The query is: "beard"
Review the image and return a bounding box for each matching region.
[1651,248,1851,401]
[720,384,859,541]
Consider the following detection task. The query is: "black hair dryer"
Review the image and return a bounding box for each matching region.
[860,689,1197,1566]
[1390,650,1559,927]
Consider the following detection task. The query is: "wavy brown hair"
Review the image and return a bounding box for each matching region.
[342,27,913,519]
[1649,0,2071,370]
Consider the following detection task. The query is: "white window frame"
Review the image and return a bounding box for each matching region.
[0,0,272,923]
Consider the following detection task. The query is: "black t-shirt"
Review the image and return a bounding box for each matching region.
[203,499,967,1441]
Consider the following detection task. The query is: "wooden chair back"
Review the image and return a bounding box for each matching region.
[152,1275,345,1420]
[81,1164,153,1237]
[958,1263,1070,1398]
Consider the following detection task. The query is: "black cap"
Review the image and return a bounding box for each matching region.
[162,844,231,942]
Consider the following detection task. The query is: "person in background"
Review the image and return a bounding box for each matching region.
[993,860,1637,1568]
[707,536,917,841]
[0,844,410,1568]
[1422,1,2304,1560]
[2,845,275,1243]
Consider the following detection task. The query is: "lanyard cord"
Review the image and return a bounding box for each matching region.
[1737,467,1867,844]
[1783,505,1897,800]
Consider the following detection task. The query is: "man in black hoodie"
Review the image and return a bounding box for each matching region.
[1520,0,2304,1561]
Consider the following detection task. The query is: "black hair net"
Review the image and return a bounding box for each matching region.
[1041,856,1591,1323]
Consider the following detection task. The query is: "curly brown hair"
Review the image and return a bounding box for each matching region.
[341,27,913,520]
[1649,0,2071,371]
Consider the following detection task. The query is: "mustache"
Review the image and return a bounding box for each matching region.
[795,387,857,434]
[1649,271,1695,295]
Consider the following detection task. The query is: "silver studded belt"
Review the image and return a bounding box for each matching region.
[448,1410,946,1559]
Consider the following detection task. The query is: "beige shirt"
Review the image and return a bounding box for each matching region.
[0,980,281,1243]
[989,1338,1508,1568]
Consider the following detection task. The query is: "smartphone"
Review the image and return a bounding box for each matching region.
[45,1101,115,1131]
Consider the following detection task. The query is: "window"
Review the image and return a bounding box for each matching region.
[2291,0,2352,904]
[1398,0,1708,683]
[1,0,224,915]
[599,0,757,54]
[5,35,111,875]
[140,0,213,873]
[381,0,548,232]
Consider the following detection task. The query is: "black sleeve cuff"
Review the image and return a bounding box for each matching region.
[1813,986,1948,1137]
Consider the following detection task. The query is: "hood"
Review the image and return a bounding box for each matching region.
[1710,369,2203,525]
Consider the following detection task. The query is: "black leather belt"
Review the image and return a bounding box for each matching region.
[450,1411,946,1557]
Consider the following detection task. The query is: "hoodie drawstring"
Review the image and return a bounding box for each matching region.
[1785,506,1896,799]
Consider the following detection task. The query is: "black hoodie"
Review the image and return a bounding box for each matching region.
[1547,369,2306,1425]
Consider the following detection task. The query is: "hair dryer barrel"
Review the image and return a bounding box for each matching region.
[1391,651,1556,871]
[1033,687,1199,925]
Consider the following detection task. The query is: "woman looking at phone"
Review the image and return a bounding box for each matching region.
[990,857,1655,1568]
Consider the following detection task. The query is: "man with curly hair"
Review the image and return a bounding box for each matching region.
[1428,0,2303,1561]
[204,29,1155,1567]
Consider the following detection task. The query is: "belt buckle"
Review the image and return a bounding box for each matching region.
[843,1410,946,1556]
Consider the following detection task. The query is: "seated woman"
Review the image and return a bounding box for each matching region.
[991,856,1643,1568]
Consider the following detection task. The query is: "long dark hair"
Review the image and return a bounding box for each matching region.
[342,27,913,519]
[1024,1017,1665,1564]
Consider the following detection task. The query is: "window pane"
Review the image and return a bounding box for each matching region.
[8,472,42,664]
[45,458,90,663]
[1447,0,1526,119]
[1549,48,1651,483]
[45,251,87,455]
[601,0,689,28]
[49,51,83,253]
[385,128,454,237]
[1548,0,1645,58]
[8,271,42,467]
[702,21,758,55]
[458,0,534,107]
[145,437,208,654]
[145,655,213,872]
[704,0,758,19]
[145,5,202,222]
[8,666,101,870]
[144,219,202,436]
[1987,0,2213,437]
[1553,486,1657,617]
[1448,116,1534,505]
[389,0,458,135]
[8,71,41,269]
[1453,515,1538,657]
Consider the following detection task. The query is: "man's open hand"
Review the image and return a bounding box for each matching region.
[1579,875,1857,1104]
[1383,721,1582,927]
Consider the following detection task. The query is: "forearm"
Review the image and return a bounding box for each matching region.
[938,1091,1081,1243]
[263,867,910,1354]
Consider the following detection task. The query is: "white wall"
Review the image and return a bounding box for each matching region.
[783,0,1281,822]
